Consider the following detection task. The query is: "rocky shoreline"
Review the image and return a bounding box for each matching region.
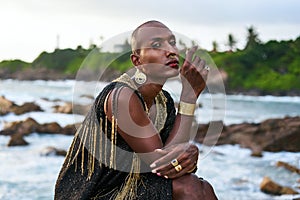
[1,69,300,96]
[1,95,299,154]
[1,95,299,196]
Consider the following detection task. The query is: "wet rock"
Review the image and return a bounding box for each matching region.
[53,102,91,115]
[61,124,79,135]
[53,103,72,114]
[7,133,29,146]
[0,96,14,115]
[196,116,300,154]
[0,118,40,136]
[36,122,62,134]
[11,102,43,115]
[0,117,76,137]
[41,146,67,157]
[260,176,299,195]
[0,96,43,115]
[276,161,300,174]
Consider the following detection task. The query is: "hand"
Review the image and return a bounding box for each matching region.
[150,143,199,179]
[180,46,209,103]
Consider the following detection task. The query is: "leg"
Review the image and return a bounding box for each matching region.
[172,174,218,200]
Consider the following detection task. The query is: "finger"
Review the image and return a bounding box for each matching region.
[198,59,206,71]
[192,56,201,68]
[183,46,198,68]
[150,151,181,169]
[200,66,209,81]
[185,46,198,62]
[154,146,198,175]
[154,148,168,155]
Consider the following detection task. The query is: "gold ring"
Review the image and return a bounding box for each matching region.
[187,165,197,173]
[171,159,179,167]
[175,164,182,172]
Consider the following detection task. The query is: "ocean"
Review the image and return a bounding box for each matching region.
[0,79,300,200]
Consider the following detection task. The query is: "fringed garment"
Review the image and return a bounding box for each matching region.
[55,74,176,200]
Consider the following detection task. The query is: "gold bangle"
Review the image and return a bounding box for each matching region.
[178,101,196,116]
[187,165,197,173]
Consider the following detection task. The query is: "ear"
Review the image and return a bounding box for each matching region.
[130,53,141,66]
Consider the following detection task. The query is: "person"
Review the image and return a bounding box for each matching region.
[55,20,217,200]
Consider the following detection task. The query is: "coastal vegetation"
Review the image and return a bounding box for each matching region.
[1,27,299,95]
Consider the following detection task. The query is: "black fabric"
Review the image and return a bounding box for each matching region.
[55,81,176,200]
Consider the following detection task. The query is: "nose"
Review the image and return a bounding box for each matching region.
[165,43,178,57]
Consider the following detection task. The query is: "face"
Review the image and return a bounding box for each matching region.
[133,24,180,84]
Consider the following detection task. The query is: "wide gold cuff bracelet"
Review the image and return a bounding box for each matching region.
[178,101,196,116]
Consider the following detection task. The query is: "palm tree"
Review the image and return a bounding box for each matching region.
[245,25,260,50]
[227,33,237,52]
[212,41,218,52]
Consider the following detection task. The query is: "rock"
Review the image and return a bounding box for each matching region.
[0,117,76,137]
[36,122,62,134]
[41,146,67,157]
[0,117,40,136]
[250,149,263,157]
[11,102,43,115]
[260,176,299,195]
[53,103,72,114]
[276,161,300,174]
[0,96,14,115]
[196,116,300,153]
[0,96,43,115]
[53,102,91,115]
[61,124,79,135]
[7,133,29,146]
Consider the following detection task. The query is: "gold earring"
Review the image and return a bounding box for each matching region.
[134,69,147,84]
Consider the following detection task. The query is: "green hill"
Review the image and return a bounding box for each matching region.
[0,35,299,95]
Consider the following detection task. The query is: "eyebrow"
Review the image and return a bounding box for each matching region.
[150,34,176,42]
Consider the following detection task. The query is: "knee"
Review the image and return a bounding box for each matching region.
[172,174,218,200]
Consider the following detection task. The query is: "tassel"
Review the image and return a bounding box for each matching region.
[114,153,141,200]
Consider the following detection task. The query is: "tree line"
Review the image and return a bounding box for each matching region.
[0,26,299,95]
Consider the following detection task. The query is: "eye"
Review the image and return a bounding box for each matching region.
[169,39,176,46]
[151,42,161,48]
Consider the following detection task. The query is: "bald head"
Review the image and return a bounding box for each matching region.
[131,20,171,53]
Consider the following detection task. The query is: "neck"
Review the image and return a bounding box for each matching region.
[138,83,163,109]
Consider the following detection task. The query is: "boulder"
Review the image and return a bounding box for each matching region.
[0,118,40,136]
[260,176,298,195]
[0,96,14,115]
[11,102,43,115]
[276,161,300,174]
[53,102,91,115]
[7,133,29,146]
[196,116,300,154]
[41,146,67,157]
[61,124,79,135]
[36,122,62,134]
[53,103,72,114]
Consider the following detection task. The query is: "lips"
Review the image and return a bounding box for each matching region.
[166,59,179,69]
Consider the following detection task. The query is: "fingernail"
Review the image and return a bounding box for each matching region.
[157,173,161,176]
[164,175,168,179]
[152,169,157,173]
[150,163,156,168]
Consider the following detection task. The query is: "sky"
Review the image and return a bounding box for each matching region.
[1,0,300,62]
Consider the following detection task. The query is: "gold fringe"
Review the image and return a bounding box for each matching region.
[104,116,108,167]
[110,115,115,169]
[63,74,169,199]
[99,118,103,166]
[81,121,89,175]
[114,153,140,200]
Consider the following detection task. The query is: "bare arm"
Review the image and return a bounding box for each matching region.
[105,46,207,176]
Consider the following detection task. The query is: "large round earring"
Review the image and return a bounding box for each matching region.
[134,69,147,84]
